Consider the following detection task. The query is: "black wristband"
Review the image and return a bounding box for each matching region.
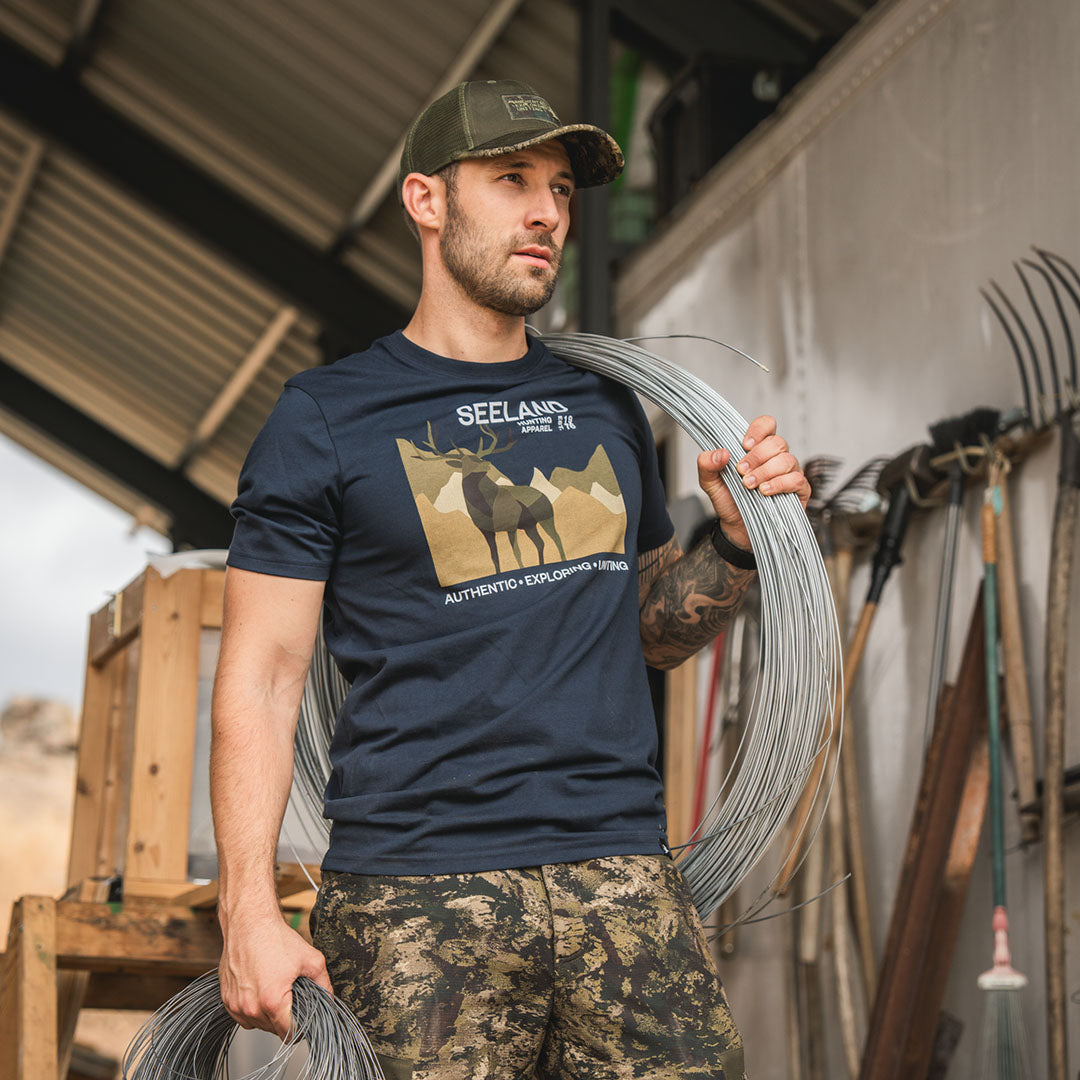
[710,520,757,571]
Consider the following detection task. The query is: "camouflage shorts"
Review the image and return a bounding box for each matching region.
[311,854,745,1080]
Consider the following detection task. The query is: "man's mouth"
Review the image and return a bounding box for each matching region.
[512,245,553,268]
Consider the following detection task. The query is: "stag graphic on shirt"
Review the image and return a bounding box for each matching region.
[412,422,568,573]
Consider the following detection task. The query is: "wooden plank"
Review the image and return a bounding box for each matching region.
[15,896,58,1080]
[664,655,699,849]
[858,592,986,1080]
[899,732,989,1076]
[88,571,146,667]
[57,880,111,1079]
[83,971,194,1011]
[275,862,322,898]
[67,653,116,887]
[97,642,137,877]
[0,914,20,1078]
[200,568,226,628]
[168,880,221,909]
[53,900,222,975]
[124,568,203,882]
[122,879,197,900]
[169,864,321,910]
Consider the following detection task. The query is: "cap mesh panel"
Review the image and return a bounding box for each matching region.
[403,87,470,177]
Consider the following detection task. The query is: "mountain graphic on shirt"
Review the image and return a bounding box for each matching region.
[396,433,627,588]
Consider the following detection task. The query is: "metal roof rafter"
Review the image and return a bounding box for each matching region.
[63,0,112,73]
[332,0,526,251]
[181,305,299,466]
[0,33,410,346]
[0,136,44,270]
[0,355,233,549]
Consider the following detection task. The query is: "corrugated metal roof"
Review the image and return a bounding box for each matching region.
[2,138,275,457]
[0,0,879,542]
[0,107,322,507]
[82,0,498,247]
[0,0,75,65]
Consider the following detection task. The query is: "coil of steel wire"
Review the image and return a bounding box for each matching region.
[289,331,842,924]
[290,617,348,850]
[538,331,842,921]
[122,971,383,1079]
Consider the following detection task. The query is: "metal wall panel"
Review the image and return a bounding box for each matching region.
[621,0,1079,1075]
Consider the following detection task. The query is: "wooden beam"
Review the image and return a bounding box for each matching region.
[122,878,201,901]
[68,653,118,886]
[96,645,136,878]
[87,570,146,667]
[124,568,203,882]
[57,879,112,1079]
[0,937,18,1076]
[170,863,322,910]
[53,900,222,975]
[83,971,193,1011]
[14,897,59,1080]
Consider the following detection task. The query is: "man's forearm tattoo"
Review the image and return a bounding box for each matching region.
[639,534,756,670]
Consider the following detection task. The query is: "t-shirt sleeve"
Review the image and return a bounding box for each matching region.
[226,385,342,581]
[627,390,675,553]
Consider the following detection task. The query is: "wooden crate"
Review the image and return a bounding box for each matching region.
[68,565,223,898]
[0,564,318,1079]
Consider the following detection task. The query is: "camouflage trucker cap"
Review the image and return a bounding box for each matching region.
[397,79,624,202]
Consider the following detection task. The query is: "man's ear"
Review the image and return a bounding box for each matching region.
[401,172,444,234]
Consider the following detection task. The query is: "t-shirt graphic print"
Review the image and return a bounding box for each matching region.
[396,420,627,587]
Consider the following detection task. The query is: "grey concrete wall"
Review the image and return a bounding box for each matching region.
[616,0,1080,1075]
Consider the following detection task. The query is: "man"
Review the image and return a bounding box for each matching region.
[212,79,810,1079]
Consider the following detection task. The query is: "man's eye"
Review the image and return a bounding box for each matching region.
[553,185,574,198]
[500,173,523,184]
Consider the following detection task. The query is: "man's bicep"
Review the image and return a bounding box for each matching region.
[637,535,682,609]
[217,567,326,692]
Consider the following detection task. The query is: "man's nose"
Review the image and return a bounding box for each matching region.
[526,185,560,231]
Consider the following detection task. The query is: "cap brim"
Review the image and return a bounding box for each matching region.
[459,124,624,188]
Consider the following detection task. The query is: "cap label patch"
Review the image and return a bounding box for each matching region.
[502,94,559,125]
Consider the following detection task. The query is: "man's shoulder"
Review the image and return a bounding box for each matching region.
[279,334,402,411]
[289,336,395,384]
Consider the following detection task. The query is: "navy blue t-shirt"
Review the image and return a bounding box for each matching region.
[227,330,675,874]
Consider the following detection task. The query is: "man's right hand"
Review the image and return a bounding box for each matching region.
[219,912,333,1038]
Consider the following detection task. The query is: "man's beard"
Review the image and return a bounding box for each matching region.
[440,190,562,317]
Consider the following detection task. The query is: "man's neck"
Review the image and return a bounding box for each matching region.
[404,288,530,365]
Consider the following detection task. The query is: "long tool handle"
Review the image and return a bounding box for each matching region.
[992,466,1040,844]
[692,633,726,837]
[798,549,841,964]
[981,499,1006,909]
[826,543,861,1079]
[1044,418,1079,1080]
[839,602,878,1002]
[828,769,861,1079]
[924,466,964,749]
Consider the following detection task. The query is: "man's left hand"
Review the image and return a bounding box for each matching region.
[696,414,811,551]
